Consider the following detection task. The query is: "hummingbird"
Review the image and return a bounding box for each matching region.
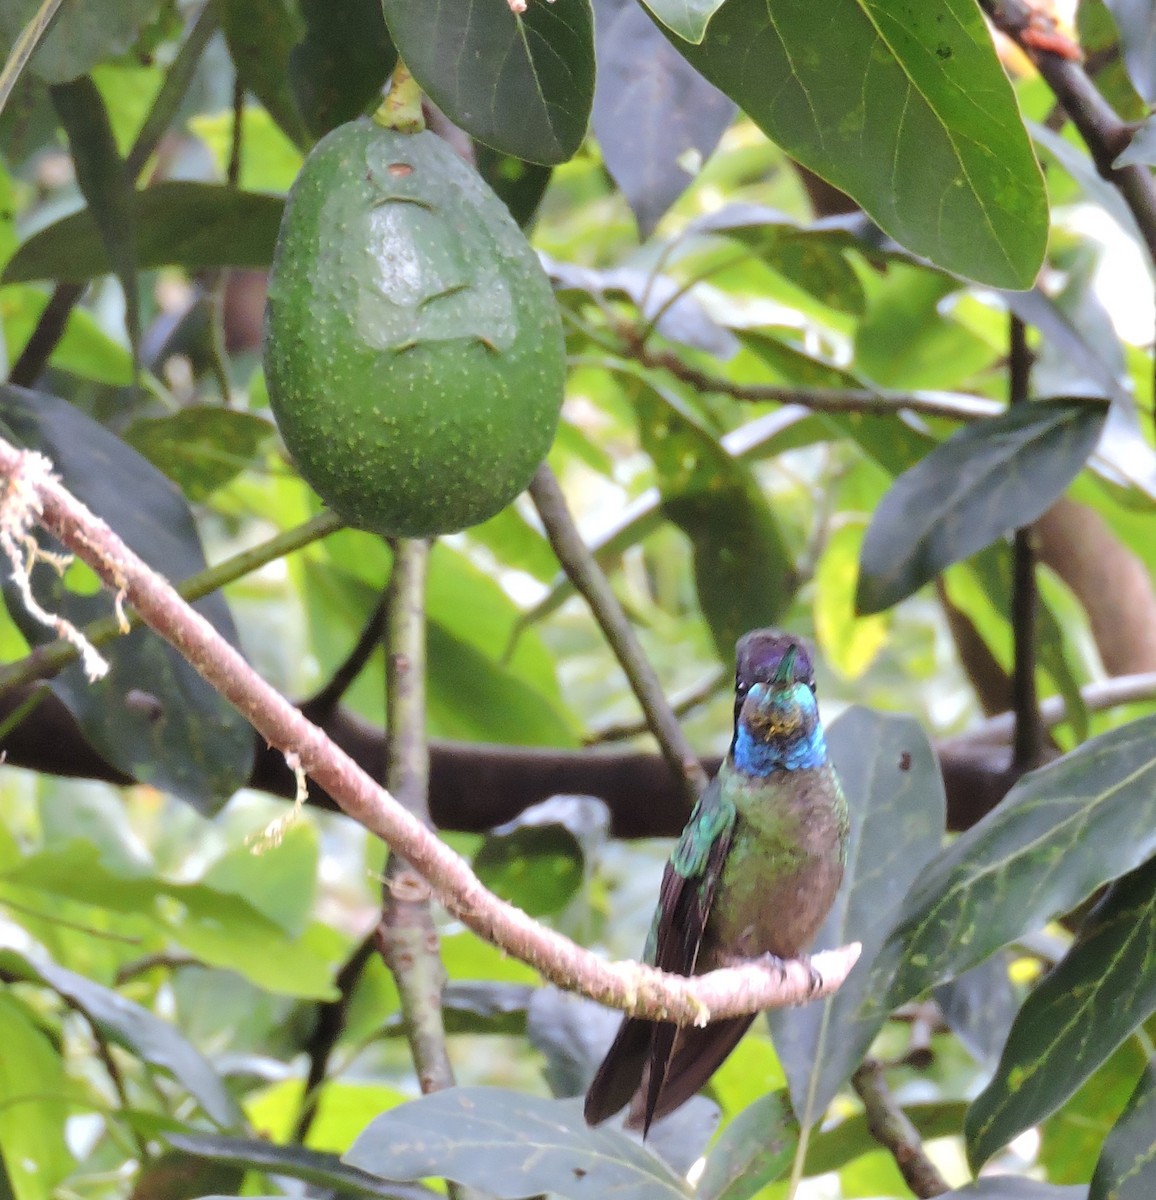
[584,630,849,1132]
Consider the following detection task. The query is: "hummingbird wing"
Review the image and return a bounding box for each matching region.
[584,775,737,1129]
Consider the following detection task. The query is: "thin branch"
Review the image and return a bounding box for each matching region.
[304,592,387,722]
[584,664,728,745]
[529,463,708,803]
[0,441,859,1022]
[378,538,459,1094]
[623,342,1005,421]
[0,509,344,697]
[981,0,1156,266]
[851,1059,949,1198]
[1008,314,1044,770]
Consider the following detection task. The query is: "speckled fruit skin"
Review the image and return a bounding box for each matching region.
[264,118,565,537]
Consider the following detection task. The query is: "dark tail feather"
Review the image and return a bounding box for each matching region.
[584,1015,655,1125]
[631,1014,756,1132]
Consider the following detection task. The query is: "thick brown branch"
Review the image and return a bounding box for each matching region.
[0,443,859,1023]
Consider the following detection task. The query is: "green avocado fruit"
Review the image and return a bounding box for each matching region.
[264,118,565,537]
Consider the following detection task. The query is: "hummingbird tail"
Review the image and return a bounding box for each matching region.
[584,1015,653,1126]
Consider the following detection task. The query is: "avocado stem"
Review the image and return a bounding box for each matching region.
[375,62,425,133]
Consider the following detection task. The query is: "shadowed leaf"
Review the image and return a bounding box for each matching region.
[696,1090,797,1200]
[344,1087,691,1200]
[966,856,1156,1168]
[1090,1063,1156,1200]
[380,0,594,164]
[857,397,1108,614]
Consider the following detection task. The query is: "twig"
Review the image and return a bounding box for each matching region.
[377,538,460,1095]
[0,439,860,1022]
[1008,315,1044,770]
[851,1059,949,1198]
[0,509,344,697]
[304,592,387,721]
[529,464,708,803]
[584,664,727,744]
[293,928,378,1143]
[981,0,1156,267]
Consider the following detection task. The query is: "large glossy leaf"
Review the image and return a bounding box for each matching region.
[869,714,1156,1015]
[2,183,284,282]
[345,1087,691,1200]
[966,856,1156,1168]
[633,381,796,660]
[670,0,1048,287]
[769,709,945,1124]
[592,0,734,238]
[289,0,396,140]
[0,993,72,1200]
[0,950,241,1128]
[1090,1063,1156,1200]
[696,1090,796,1200]
[167,1131,435,1199]
[0,386,254,811]
[380,0,594,165]
[0,0,159,84]
[640,0,726,42]
[857,397,1108,613]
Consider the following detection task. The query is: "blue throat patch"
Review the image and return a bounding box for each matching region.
[733,684,828,775]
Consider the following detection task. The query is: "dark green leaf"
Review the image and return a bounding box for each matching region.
[966,856,1156,1168]
[380,0,594,164]
[769,709,945,1123]
[871,714,1156,1015]
[167,1131,435,1199]
[50,76,139,350]
[289,0,396,140]
[932,954,1019,1068]
[1,0,159,84]
[474,822,586,917]
[473,145,553,229]
[2,183,284,282]
[592,0,733,238]
[214,0,310,148]
[1090,1062,1156,1200]
[633,381,796,660]
[0,386,254,811]
[0,949,241,1127]
[124,408,275,501]
[696,1090,796,1200]
[857,398,1108,613]
[670,0,1048,287]
[344,1086,691,1199]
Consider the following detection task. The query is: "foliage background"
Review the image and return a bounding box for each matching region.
[1,0,1156,1198]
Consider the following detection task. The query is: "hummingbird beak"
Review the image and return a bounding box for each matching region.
[771,644,797,686]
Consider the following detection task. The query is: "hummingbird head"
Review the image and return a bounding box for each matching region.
[731,630,827,776]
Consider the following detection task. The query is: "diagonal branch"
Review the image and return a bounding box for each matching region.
[0,440,859,1024]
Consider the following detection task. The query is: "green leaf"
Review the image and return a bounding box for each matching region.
[633,381,796,660]
[2,284,134,384]
[2,183,284,282]
[639,0,726,43]
[380,0,594,165]
[49,76,139,349]
[124,408,275,501]
[344,1087,691,1200]
[1090,1062,1156,1200]
[871,714,1156,1015]
[166,1131,434,1199]
[670,0,1048,287]
[0,949,241,1128]
[289,0,396,140]
[857,398,1108,613]
[696,1090,796,1200]
[0,0,159,85]
[769,709,945,1123]
[0,386,255,811]
[214,0,310,149]
[966,856,1156,1168]
[0,993,73,1200]
[474,823,584,917]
